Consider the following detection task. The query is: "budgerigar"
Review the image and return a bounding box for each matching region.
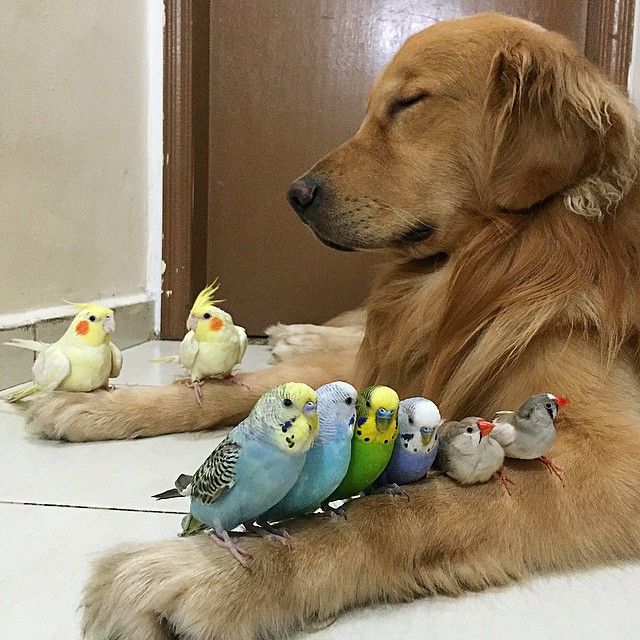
[491,393,569,482]
[3,303,121,402]
[153,282,248,405]
[328,385,400,501]
[255,382,356,533]
[435,417,504,485]
[152,382,318,567]
[376,397,441,488]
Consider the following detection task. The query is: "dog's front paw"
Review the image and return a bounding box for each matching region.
[82,535,304,640]
[266,323,363,363]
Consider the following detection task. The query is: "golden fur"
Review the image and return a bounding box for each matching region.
[25,13,640,639]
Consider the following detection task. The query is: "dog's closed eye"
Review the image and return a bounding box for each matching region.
[388,92,430,116]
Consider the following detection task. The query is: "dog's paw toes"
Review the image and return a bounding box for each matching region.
[82,537,297,640]
[25,392,98,442]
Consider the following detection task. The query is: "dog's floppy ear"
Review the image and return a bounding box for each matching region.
[484,37,637,216]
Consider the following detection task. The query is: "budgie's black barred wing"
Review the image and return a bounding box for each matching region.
[191,436,240,504]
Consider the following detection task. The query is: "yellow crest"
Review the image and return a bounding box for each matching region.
[190,281,225,316]
[63,300,114,318]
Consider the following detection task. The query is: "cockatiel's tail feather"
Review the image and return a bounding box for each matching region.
[3,384,40,403]
[3,339,50,352]
[149,356,180,364]
[190,282,225,316]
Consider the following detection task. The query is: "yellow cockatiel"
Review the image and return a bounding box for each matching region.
[3,303,122,402]
[178,283,248,404]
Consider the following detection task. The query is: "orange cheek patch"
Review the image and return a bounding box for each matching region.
[75,320,90,336]
[210,317,224,331]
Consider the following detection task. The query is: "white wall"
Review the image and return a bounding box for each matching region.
[0,0,162,328]
[630,0,640,105]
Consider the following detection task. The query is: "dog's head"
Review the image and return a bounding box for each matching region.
[287,13,636,257]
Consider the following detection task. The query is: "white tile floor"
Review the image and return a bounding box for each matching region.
[2,341,640,639]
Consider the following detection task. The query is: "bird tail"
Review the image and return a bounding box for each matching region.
[3,385,39,403]
[148,356,180,365]
[152,488,182,500]
[152,473,193,500]
[3,338,49,352]
[180,514,207,537]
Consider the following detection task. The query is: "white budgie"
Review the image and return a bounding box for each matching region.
[3,303,122,402]
[154,282,248,404]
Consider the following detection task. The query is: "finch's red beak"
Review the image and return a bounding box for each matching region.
[555,396,570,409]
[478,420,495,438]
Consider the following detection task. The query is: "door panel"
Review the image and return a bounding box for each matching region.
[207,1,589,334]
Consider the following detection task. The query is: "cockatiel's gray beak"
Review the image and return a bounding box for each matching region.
[375,408,395,432]
[186,313,198,331]
[103,316,116,334]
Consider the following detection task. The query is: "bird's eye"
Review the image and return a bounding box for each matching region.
[283,398,293,407]
[89,315,97,322]
[545,403,552,409]
[466,427,473,433]
[345,397,353,405]
[408,417,414,425]
[203,313,211,319]
[366,400,371,408]
[388,92,430,116]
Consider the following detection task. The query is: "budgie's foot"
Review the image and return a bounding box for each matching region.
[209,531,252,568]
[498,468,515,495]
[538,456,565,483]
[244,521,291,546]
[186,380,205,407]
[320,502,348,519]
[370,483,410,499]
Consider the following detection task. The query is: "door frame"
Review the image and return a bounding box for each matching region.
[161,0,636,339]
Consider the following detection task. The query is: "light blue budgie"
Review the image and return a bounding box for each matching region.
[152,382,318,567]
[376,397,442,489]
[255,381,357,533]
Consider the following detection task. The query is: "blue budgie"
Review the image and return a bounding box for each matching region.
[376,397,441,488]
[255,381,357,533]
[152,382,318,567]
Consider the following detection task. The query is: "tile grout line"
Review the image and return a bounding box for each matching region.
[0,499,187,515]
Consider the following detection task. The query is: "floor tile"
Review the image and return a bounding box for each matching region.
[312,564,640,640]
[0,503,178,640]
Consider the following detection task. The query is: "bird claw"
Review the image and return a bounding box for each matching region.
[243,522,291,547]
[209,531,252,568]
[320,503,347,520]
[538,455,565,484]
[371,483,410,500]
[223,374,251,390]
[186,380,205,407]
[498,468,515,496]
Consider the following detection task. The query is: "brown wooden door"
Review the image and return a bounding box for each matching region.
[161,0,634,337]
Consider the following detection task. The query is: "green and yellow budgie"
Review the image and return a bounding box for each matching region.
[328,385,400,501]
[154,283,248,404]
[3,303,122,402]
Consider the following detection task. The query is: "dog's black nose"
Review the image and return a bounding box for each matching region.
[287,176,320,218]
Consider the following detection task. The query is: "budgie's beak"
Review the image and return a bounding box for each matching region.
[420,426,434,446]
[375,407,395,433]
[103,316,116,334]
[186,313,198,331]
[303,401,317,417]
[478,420,494,439]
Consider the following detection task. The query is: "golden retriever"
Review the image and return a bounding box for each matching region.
[28,13,640,639]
